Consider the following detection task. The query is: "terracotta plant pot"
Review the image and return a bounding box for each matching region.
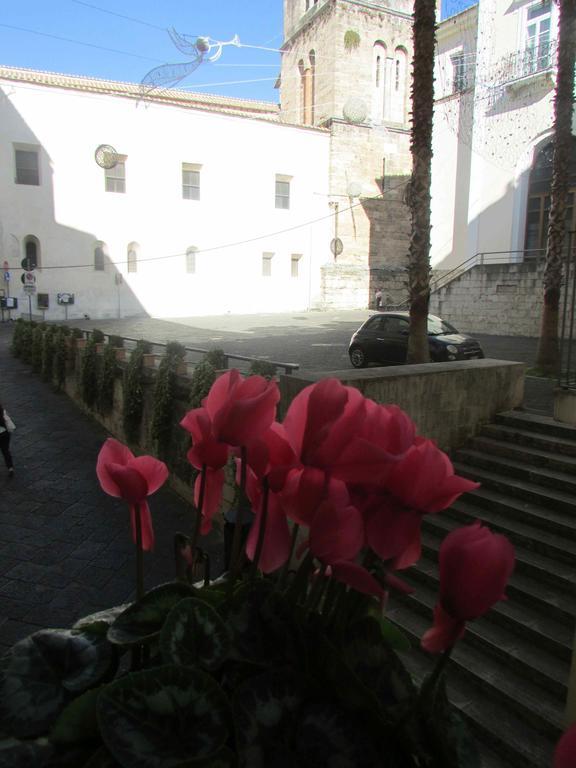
[114,348,127,362]
[75,338,87,350]
[143,353,160,368]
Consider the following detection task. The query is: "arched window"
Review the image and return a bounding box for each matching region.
[524,138,576,255]
[23,235,40,270]
[309,50,316,124]
[372,42,387,123]
[186,246,198,274]
[391,47,407,123]
[94,241,108,271]
[127,242,139,273]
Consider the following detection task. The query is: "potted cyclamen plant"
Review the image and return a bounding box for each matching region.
[0,371,521,768]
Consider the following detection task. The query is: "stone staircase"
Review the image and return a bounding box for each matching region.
[388,410,576,768]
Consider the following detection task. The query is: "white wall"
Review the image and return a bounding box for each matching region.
[0,78,331,320]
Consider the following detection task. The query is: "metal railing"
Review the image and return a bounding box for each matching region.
[83,332,299,376]
[495,39,556,86]
[381,249,545,311]
[559,231,576,390]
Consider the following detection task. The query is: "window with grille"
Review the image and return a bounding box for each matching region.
[15,147,40,185]
[127,242,139,273]
[182,163,201,200]
[291,254,302,278]
[451,53,466,93]
[275,177,291,209]
[94,243,106,271]
[186,247,198,274]
[105,159,126,193]
[262,253,273,276]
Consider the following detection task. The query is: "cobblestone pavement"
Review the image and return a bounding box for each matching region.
[0,324,221,653]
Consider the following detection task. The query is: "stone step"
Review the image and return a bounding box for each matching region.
[480,422,576,457]
[444,498,576,565]
[495,411,576,441]
[470,434,576,474]
[454,463,576,517]
[454,449,576,496]
[453,486,576,544]
[402,552,573,660]
[396,567,569,700]
[391,608,558,768]
[423,514,576,595]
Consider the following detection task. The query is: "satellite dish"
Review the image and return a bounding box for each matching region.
[346,181,362,198]
[94,144,120,169]
[343,97,368,124]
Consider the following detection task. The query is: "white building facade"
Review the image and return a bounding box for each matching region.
[0,68,331,321]
[430,0,575,270]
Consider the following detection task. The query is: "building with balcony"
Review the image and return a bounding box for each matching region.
[430,0,575,271]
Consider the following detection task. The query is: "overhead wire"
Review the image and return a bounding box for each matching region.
[70,0,167,31]
[16,179,410,271]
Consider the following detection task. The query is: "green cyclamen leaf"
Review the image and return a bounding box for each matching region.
[73,605,132,637]
[107,583,194,646]
[50,686,102,745]
[233,667,304,767]
[160,598,231,671]
[0,630,114,739]
[98,664,229,768]
[0,738,54,767]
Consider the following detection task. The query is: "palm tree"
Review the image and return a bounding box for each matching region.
[406,0,437,364]
[535,0,576,375]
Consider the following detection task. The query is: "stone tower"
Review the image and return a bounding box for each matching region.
[280,0,413,308]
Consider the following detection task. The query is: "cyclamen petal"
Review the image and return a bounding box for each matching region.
[106,464,149,505]
[96,438,136,498]
[330,561,385,598]
[196,468,225,535]
[309,501,364,564]
[554,724,576,768]
[130,456,169,496]
[421,603,465,654]
[245,491,291,574]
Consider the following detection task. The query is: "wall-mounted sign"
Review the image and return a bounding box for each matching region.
[3,272,10,282]
[23,284,36,295]
[0,297,18,309]
[57,293,75,305]
[37,293,49,310]
[21,272,36,285]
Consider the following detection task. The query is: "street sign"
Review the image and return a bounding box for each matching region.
[21,256,36,271]
[3,272,9,282]
[23,284,36,295]
[20,272,36,285]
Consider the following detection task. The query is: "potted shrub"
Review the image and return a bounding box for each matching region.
[0,371,518,767]
[109,334,127,361]
[72,328,86,349]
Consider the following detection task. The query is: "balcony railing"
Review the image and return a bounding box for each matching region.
[496,39,556,87]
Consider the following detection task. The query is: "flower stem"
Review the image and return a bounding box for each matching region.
[229,446,248,589]
[134,503,144,601]
[307,563,328,612]
[278,523,300,591]
[422,646,453,708]
[189,464,207,574]
[251,476,270,575]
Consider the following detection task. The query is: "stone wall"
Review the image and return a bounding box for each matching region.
[279,359,525,450]
[429,260,546,337]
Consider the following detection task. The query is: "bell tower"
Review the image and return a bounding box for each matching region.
[280,0,413,309]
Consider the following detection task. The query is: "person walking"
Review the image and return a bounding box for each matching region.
[0,402,16,478]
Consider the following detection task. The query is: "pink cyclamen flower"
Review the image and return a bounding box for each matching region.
[204,369,280,447]
[554,724,576,768]
[421,522,515,654]
[96,438,168,551]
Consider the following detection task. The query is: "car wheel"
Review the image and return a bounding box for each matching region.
[349,346,368,368]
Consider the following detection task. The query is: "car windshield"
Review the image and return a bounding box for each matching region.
[427,316,458,336]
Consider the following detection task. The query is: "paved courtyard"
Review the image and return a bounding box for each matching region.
[0,311,556,651]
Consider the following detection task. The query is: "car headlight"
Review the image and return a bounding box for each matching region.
[446,345,458,354]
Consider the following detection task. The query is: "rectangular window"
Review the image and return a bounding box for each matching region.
[182,163,201,200]
[37,293,49,310]
[262,253,273,277]
[105,158,126,193]
[451,54,466,93]
[15,147,40,185]
[525,0,552,74]
[275,177,291,209]
[291,254,302,278]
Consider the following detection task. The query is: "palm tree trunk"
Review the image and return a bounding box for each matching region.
[406,0,437,364]
[535,0,576,375]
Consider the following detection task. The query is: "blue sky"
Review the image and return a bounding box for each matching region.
[0,0,476,103]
